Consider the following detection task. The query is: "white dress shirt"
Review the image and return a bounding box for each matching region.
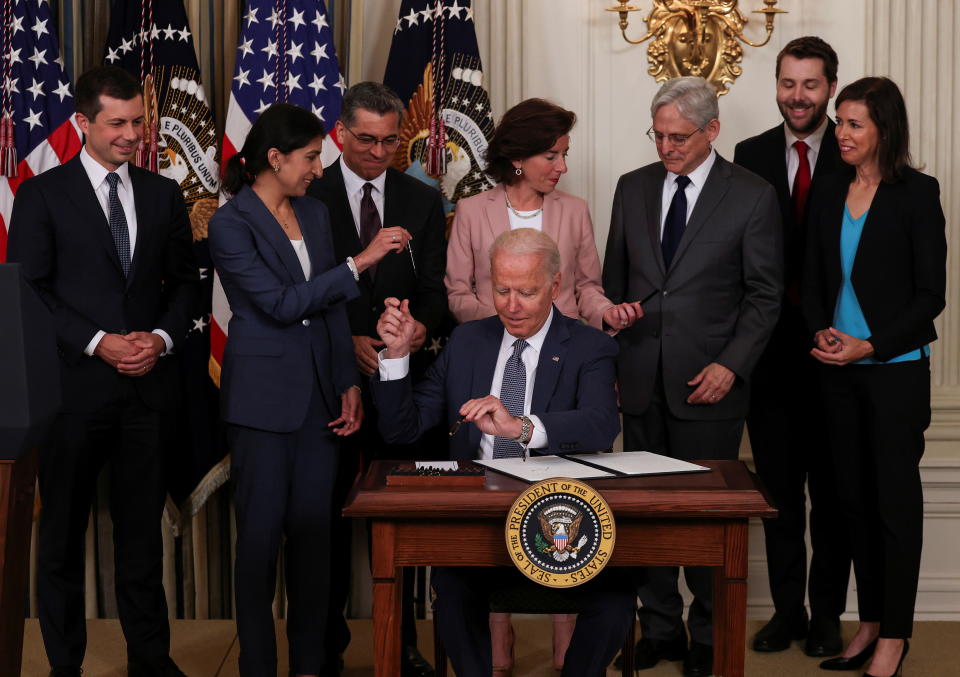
[784,117,828,194]
[659,148,717,237]
[339,156,386,235]
[378,312,553,459]
[79,146,173,356]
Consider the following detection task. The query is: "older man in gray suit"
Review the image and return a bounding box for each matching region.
[603,76,782,677]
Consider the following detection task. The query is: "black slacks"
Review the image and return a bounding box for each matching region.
[819,359,929,638]
[230,384,340,676]
[432,566,635,677]
[38,379,169,668]
[623,363,744,646]
[747,346,851,620]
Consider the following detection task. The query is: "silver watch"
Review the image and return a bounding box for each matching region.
[514,416,533,444]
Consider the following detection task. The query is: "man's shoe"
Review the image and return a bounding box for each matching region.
[804,616,843,657]
[623,634,688,670]
[127,655,187,677]
[49,669,82,677]
[752,609,809,652]
[400,644,435,677]
[682,642,713,677]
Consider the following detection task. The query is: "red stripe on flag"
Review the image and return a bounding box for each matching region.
[220,135,238,179]
[210,314,227,372]
[47,120,83,164]
[7,163,36,195]
[0,214,7,262]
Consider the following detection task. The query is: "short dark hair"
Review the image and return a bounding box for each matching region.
[485,99,576,186]
[339,81,405,127]
[835,77,913,183]
[776,36,839,84]
[222,104,326,195]
[75,66,142,120]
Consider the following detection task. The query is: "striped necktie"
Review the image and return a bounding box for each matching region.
[493,339,529,459]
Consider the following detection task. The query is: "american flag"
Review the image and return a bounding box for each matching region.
[211,0,345,381]
[0,1,81,261]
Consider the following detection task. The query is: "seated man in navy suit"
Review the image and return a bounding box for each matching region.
[372,228,634,676]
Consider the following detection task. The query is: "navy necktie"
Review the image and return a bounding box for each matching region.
[359,182,381,277]
[661,174,691,268]
[106,172,131,276]
[493,339,528,459]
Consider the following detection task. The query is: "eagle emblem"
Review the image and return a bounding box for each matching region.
[537,505,589,562]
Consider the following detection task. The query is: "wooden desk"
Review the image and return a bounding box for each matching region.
[344,459,775,677]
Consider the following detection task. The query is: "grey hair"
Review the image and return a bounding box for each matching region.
[339,81,405,126]
[489,228,561,279]
[650,76,718,128]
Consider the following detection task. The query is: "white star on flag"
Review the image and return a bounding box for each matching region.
[31,17,49,39]
[53,80,71,101]
[27,78,45,99]
[234,68,251,89]
[23,109,43,130]
[239,38,254,59]
[289,9,306,30]
[310,41,328,62]
[309,74,326,95]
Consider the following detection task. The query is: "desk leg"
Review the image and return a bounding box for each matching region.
[713,520,748,677]
[371,521,401,677]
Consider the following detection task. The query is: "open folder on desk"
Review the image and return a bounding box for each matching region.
[475,451,710,483]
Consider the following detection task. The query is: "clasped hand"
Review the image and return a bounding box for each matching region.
[687,362,735,405]
[95,332,164,376]
[603,301,644,332]
[810,327,874,365]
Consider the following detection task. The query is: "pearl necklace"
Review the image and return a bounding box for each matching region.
[504,190,543,219]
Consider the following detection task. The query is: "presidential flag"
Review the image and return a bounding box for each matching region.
[384,0,495,224]
[211,0,345,381]
[104,1,223,515]
[0,1,81,261]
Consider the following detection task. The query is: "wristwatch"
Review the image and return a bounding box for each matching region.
[514,416,533,444]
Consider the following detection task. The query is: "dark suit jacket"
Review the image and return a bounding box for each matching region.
[208,186,359,433]
[734,122,841,364]
[306,159,448,339]
[602,153,783,420]
[802,166,946,362]
[6,153,199,413]
[371,307,621,459]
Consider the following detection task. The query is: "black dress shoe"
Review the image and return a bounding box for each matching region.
[820,639,877,671]
[400,644,435,677]
[127,655,188,677]
[752,610,809,652]
[682,641,713,677]
[805,616,843,657]
[49,669,82,677]
[621,634,688,670]
[863,639,908,677]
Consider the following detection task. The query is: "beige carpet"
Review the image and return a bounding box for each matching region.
[19,618,960,676]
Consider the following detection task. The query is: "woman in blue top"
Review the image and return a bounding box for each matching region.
[802,77,946,677]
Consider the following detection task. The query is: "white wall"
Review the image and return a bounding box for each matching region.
[351,0,960,620]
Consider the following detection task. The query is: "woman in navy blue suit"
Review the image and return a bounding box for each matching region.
[803,78,946,677]
[209,104,411,677]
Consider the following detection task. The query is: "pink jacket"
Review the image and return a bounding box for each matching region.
[445,184,613,328]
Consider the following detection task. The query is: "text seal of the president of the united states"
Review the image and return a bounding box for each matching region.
[506,478,616,588]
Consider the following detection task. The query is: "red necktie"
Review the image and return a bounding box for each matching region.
[792,140,811,226]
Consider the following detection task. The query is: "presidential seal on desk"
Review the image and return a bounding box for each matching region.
[506,478,615,588]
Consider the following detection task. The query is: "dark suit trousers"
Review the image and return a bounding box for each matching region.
[230,383,340,676]
[623,363,744,646]
[747,348,851,620]
[432,566,635,677]
[38,378,169,668]
[819,359,929,638]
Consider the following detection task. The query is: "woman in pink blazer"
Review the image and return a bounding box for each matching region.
[445,99,641,675]
[445,99,641,334]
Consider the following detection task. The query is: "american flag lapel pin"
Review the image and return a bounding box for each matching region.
[552,356,560,362]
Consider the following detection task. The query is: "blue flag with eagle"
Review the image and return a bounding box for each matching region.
[384,0,495,225]
[103,1,225,519]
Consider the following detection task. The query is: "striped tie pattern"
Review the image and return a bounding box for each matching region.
[493,339,529,459]
[106,172,131,277]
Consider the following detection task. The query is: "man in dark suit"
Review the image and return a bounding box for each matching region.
[306,81,447,676]
[6,67,199,677]
[734,36,850,658]
[602,76,782,677]
[372,228,633,677]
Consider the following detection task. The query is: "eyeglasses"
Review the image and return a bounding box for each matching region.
[344,126,400,151]
[646,127,704,147]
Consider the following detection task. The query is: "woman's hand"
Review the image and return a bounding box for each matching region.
[329,386,363,436]
[353,227,412,273]
[810,327,875,365]
[603,302,644,332]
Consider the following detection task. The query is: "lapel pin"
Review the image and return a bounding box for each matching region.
[552,356,560,362]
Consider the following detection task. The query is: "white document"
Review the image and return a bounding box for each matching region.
[415,461,460,471]
[475,456,615,482]
[568,451,709,476]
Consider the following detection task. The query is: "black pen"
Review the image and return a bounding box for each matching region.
[449,416,464,437]
[638,288,660,306]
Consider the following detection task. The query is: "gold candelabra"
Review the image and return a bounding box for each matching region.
[605,0,787,96]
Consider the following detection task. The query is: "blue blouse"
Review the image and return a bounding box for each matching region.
[833,205,928,364]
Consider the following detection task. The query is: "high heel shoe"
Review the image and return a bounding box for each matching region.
[863,639,909,677]
[819,639,878,670]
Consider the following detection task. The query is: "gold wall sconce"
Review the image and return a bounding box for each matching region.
[606,0,787,96]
